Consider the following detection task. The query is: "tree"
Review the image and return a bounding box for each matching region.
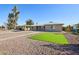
[62,27,66,31]
[26,19,34,25]
[7,6,20,30]
[66,25,72,32]
[25,19,34,31]
[7,13,14,29]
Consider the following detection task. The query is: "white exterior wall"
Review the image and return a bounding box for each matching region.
[29,24,63,32]
[45,25,52,31]
[31,26,36,31]
[53,25,62,31]
[45,25,62,32]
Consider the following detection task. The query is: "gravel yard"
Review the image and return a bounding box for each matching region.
[0,31,79,55]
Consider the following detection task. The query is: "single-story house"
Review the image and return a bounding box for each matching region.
[25,23,63,32]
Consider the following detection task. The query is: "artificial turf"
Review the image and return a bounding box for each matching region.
[31,32,68,45]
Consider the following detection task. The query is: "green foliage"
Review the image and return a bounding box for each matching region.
[26,19,34,25]
[26,19,34,29]
[66,25,72,32]
[7,6,20,30]
[62,27,66,31]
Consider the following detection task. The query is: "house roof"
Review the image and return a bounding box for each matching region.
[31,23,63,26]
[20,22,64,27]
[44,23,64,25]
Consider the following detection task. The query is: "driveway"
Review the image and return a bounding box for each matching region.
[0,31,39,41]
[0,31,79,55]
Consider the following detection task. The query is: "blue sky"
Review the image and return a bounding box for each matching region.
[0,4,79,26]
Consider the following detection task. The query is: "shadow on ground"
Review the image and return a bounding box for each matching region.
[41,44,79,55]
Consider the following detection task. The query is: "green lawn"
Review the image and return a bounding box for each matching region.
[31,32,68,45]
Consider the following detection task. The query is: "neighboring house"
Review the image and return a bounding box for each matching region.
[73,24,79,33]
[25,23,63,32]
